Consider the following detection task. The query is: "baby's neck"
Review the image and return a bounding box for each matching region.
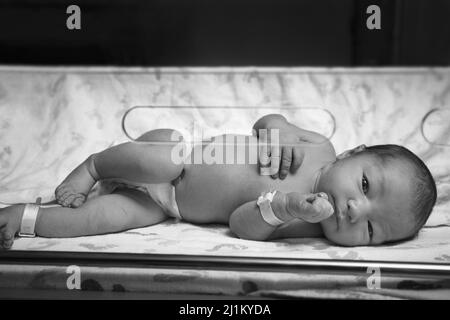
[312,160,334,193]
[312,167,324,193]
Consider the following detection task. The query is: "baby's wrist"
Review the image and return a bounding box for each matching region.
[271,191,294,222]
[14,204,26,235]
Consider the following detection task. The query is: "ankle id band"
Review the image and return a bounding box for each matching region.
[19,203,40,237]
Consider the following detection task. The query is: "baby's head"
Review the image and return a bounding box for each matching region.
[316,144,436,246]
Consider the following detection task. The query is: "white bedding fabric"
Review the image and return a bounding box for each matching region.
[1,66,449,264]
[9,216,450,263]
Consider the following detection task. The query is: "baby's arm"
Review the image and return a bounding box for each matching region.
[229,191,333,241]
[253,114,329,144]
[253,113,289,133]
[229,192,292,241]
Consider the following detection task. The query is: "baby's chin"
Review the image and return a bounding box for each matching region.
[319,214,336,231]
[319,218,338,241]
[321,229,362,247]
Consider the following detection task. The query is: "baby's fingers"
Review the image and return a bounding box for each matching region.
[288,193,333,223]
[1,229,15,250]
[278,147,292,180]
[2,238,14,249]
[258,129,271,175]
[71,196,85,208]
[302,193,325,204]
[315,192,329,201]
[291,148,305,173]
[269,145,281,178]
[307,196,334,223]
[286,193,315,215]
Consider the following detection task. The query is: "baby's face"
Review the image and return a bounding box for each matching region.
[316,152,416,246]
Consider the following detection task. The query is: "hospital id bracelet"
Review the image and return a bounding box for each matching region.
[18,202,41,237]
[256,190,285,227]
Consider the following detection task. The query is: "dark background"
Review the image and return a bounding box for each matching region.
[0,0,448,66]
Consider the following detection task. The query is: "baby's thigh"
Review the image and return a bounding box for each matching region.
[136,129,184,143]
[136,128,186,181]
[109,188,169,224]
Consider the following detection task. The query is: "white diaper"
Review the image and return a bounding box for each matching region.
[96,179,182,220]
[145,182,182,220]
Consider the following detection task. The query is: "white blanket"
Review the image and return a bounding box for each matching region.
[1,66,449,264]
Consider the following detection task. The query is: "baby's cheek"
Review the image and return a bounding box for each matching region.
[319,220,356,246]
[319,215,335,230]
[319,219,337,239]
[327,228,363,246]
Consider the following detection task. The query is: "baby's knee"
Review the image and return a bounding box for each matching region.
[137,129,184,143]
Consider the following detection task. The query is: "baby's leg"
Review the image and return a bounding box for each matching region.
[56,129,184,208]
[0,188,168,248]
[55,155,98,207]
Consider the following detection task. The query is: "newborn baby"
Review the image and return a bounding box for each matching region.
[0,114,437,248]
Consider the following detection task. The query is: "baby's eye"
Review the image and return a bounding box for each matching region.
[368,221,373,240]
[362,175,369,194]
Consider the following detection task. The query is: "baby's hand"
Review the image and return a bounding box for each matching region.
[257,127,307,180]
[0,205,24,250]
[285,192,334,223]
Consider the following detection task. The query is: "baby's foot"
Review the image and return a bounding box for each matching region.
[55,157,97,208]
[0,205,24,250]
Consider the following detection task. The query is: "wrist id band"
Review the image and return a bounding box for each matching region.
[256,190,285,226]
[18,198,41,237]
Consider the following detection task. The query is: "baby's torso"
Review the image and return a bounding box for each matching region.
[175,134,335,224]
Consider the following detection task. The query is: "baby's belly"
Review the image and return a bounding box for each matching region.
[174,135,312,224]
[175,161,267,223]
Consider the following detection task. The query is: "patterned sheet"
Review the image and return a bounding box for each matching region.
[1,66,450,265]
[9,212,450,263]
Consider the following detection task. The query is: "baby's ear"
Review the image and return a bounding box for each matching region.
[354,144,367,153]
[336,144,366,160]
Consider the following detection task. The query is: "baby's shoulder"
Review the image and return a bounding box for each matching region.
[318,139,336,160]
[294,127,335,156]
[303,133,336,163]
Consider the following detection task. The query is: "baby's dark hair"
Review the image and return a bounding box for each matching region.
[363,144,437,242]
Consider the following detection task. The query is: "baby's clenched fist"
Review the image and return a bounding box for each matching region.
[285,192,334,223]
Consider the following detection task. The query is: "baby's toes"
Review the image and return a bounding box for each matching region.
[1,230,14,250]
[55,183,67,196]
[57,197,70,207]
[61,193,80,207]
[55,186,70,201]
[71,196,85,208]
[56,183,76,196]
[56,188,76,206]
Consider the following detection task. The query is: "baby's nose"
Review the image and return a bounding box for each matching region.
[347,199,363,223]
